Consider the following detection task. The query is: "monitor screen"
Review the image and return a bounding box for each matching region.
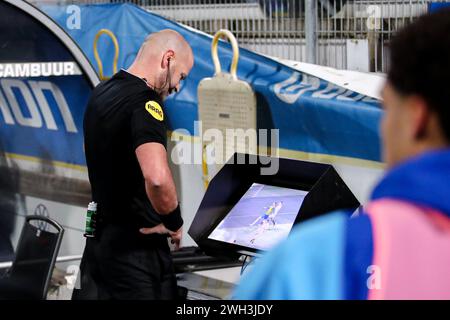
[208,183,308,251]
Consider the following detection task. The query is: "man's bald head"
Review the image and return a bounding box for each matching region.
[128,29,194,98]
[138,29,193,62]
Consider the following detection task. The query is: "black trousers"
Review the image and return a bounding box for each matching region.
[72,224,178,300]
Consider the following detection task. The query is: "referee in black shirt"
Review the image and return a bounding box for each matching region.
[73,30,194,300]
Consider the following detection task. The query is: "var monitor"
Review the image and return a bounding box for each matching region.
[188,153,360,258]
[208,183,307,251]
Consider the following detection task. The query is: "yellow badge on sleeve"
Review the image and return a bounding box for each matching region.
[145,100,164,121]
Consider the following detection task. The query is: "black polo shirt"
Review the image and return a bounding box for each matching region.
[83,70,167,229]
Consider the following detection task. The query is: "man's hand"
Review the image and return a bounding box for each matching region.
[139,224,182,250]
[168,227,182,251]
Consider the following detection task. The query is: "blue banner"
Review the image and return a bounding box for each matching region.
[429,2,450,13]
[40,3,382,162]
[0,1,94,167]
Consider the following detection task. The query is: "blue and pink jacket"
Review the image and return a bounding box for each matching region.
[233,149,450,299]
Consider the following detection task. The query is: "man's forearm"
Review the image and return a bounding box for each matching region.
[145,174,183,232]
[145,177,178,215]
[135,142,180,216]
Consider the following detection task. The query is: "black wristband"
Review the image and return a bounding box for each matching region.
[160,204,183,232]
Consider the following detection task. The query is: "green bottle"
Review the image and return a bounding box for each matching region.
[84,201,97,238]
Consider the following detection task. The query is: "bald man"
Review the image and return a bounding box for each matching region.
[73,30,194,300]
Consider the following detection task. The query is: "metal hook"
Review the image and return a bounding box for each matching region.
[211,29,240,80]
[93,29,119,80]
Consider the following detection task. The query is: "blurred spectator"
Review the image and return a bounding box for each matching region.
[233,9,450,300]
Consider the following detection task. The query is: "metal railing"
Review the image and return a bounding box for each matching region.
[29,0,448,72]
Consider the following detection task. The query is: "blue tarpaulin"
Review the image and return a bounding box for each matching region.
[41,3,383,163]
[429,2,450,13]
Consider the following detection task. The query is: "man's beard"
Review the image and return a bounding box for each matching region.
[157,63,176,98]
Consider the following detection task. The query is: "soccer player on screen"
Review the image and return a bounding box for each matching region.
[250,202,276,227]
[249,202,283,244]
